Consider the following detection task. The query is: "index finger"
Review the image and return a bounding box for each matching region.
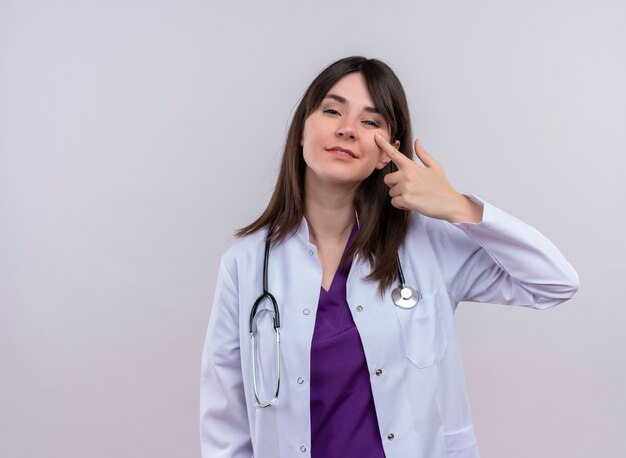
[375,133,412,168]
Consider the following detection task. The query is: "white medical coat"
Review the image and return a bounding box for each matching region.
[200,194,579,458]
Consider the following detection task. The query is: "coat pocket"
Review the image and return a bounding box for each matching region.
[395,290,448,368]
[444,425,480,457]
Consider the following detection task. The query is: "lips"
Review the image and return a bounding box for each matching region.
[326,146,356,158]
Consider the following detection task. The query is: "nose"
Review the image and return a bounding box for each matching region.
[336,122,356,140]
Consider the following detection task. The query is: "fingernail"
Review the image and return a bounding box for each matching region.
[376,133,382,139]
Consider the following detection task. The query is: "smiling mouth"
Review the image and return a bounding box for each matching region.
[326,147,356,158]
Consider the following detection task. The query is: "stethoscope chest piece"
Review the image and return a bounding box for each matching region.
[392,254,420,309]
[392,285,421,309]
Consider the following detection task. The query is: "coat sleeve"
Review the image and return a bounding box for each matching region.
[424,194,579,309]
[200,256,253,458]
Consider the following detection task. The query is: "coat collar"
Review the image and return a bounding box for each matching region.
[293,210,360,245]
[294,216,311,244]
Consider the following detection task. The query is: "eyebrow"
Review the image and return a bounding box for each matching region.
[323,93,381,114]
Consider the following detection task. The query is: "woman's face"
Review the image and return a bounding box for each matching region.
[300,72,399,187]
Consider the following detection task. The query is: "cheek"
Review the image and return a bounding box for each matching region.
[301,135,318,166]
[366,136,383,159]
[301,125,317,149]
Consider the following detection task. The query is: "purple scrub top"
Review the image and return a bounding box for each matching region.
[310,224,386,457]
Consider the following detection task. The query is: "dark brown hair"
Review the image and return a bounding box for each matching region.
[236,56,414,295]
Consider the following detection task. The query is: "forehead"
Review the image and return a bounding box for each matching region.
[323,72,375,107]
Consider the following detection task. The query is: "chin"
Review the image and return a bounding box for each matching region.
[305,162,377,187]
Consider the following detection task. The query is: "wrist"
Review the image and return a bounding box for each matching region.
[446,193,483,224]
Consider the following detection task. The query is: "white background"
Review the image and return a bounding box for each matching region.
[1,1,624,456]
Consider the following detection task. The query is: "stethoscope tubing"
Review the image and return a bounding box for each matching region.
[250,234,420,408]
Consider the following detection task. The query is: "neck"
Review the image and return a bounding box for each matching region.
[303,171,357,244]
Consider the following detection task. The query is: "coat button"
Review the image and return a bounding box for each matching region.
[356,305,363,312]
[300,445,307,452]
[387,433,395,440]
[297,377,304,384]
[303,308,310,315]
[375,369,383,376]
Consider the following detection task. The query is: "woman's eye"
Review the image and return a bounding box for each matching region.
[323,108,381,128]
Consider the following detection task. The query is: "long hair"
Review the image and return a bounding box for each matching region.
[236,56,414,295]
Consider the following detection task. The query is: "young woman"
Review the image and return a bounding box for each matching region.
[200,56,579,458]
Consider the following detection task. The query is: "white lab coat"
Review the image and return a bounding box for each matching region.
[200,194,579,458]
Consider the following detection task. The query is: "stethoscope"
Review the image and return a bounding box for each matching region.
[249,232,421,408]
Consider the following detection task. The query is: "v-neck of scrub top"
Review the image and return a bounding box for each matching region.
[310,223,386,457]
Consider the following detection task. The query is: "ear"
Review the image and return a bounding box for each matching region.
[375,159,390,170]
